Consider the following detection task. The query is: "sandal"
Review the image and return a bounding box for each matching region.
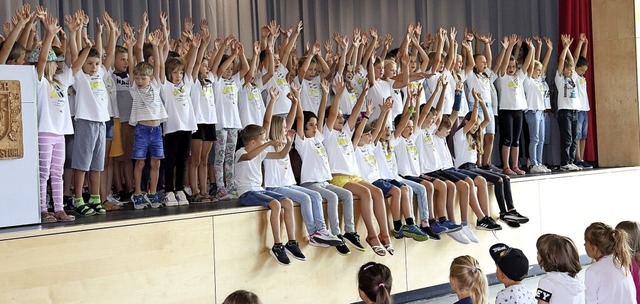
[41,212,57,223]
[73,203,96,216]
[191,193,211,204]
[87,201,106,215]
[380,236,395,256]
[512,167,526,175]
[366,236,386,256]
[54,211,75,222]
[102,200,122,211]
[502,168,517,176]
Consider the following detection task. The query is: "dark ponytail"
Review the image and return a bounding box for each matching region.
[358,262,393,304]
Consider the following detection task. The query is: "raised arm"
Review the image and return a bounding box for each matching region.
[521,38,535,74]
[265,130,295,159]
[372,97,393,144]
[478,32,493,68]
[217,39,239,77]
[134,12,148,62]
[280,21,302,67]
[334,34,349,77]
[461,39,475,74]
[411,34,429,72]
[573,33,587,62]
[322,78,340,131]
[315,43,332,80]
[149,31,163,83]
[192,22,210,79]
[498,34,517,76]
[432,76,449,127]
[292,86,306,138]
[391,52,410,89]
[262,87,280,133]
[393,87,418,139]
[352,100,374,149]
[347,79,370,129]
[102,13,117,70]
[236,42,250,79]
[297,43,317,82]
[461,89,480,134]
[417,78,441,127]
[447,81,464,125]
[36,15,60,80]
[443,27,457,71]
[533,36,543,61]
[557,34,573,74]
[541,37,553,75]
[183,32,201,79]
[493,36,508,72]
[0,7,29,64]
[71,38,93,75]
[123,30,136,79]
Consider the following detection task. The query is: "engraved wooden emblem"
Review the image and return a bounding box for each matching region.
[0,80,23,160]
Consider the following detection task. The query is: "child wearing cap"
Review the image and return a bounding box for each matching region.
[489,243,535,304]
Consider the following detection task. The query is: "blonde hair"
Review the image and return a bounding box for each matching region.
[449,256,488,304]
[615,221,640,265]
[585,222,632,272]
[536,234,582,277]
[268,115,286,150]
[533,60,543,70]
[133,61,154,77]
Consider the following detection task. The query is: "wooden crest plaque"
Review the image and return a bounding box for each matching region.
[0,80,23,160]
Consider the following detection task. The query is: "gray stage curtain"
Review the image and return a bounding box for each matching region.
[2,0,562,165]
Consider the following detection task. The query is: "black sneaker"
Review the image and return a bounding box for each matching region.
[342,232,365,252]
[499,213,521,228]
[271,244,291,266]
[285,241,306,261]
[336,235,351,255]
[476,216,502,231]
[420,226,441,240]
[504,210,529,224]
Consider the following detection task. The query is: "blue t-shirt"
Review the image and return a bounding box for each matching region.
[454,297,473,304]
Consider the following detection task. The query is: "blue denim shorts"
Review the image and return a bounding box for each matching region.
[239,190,286,207]
[372,179,405,197]
[105,118,114,140]
[132,124,164,160]
[576,111,588,140]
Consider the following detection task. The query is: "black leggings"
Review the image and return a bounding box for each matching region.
[458,163,515,214]
[164,131,192,192]
[498,109,523,147]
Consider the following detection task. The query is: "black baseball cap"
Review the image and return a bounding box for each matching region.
[489,243,529,281]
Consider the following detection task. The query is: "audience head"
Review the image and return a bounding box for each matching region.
[449,255,488,304]
[489,243,529,283]
[584,222,631,270]
[536,234,582,277]
[240,124,266,148]
[358,262,393,304]
[615,221,640,264]
[222,290,261,304]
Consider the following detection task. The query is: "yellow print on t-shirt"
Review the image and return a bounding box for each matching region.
[222,85,236,95]
[314,142,329,162]
[508,78,519,88]
[276,77,287,86]
[363,151,377,167]
[248,90,261,101]
[90,81,104,90]
[337,135,350,150]
[308,88,320,98]
[410,82,420,90]
[202,86,214,96]
[173,87,186,96]
[406,144,418,159]
[579,78,587,85]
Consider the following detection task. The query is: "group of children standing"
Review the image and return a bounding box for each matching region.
[6,5,597,266]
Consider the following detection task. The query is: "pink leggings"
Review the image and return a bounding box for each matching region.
[39,133,65,212]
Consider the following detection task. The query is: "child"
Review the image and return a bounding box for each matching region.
[454,90,528,229]
[70,36,111,216]
[489,243,535,303]
[572,33,593,169]
[238,42,266,128]
[524,36,553,174]
[160,23,200,206]
[296,41,331,114]
[235,124,304,266]
[212,37,249,199]
[616,221,640,304]
[222,290,261,304]
[33,14,75,222]
[584,222,636,304]
[449,255,489,304]
[188,24,215,203]
[264,87,341,248]
[125,30,168,209]
[496,35,534,175]
[355,98,429,242]
[535,234,585,303]
[358,262,393,304]
[555,34,581,171]
[324,75,392,256]
[294,84,361,256]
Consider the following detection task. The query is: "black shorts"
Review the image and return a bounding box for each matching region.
[191,124,217,141]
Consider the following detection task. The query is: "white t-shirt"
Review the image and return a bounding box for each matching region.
[262,65,291,115]
[416,126,439,174]
[367,79,393,126]
[465,68,493,108]
[498,69,527,110]
[449,70,470,116]
[323,124,360,176]
[407,79,427,106]
[585,255,637,304]
[495,284,535,304]
[433,134,454,170]
[373,141,399,180]
[555,72,580,110]
[214,73,242,129]
[542,76,552,110]
[161,76,197,134]
[355,144,382,182]
[577,75,590,111]
[332,76,359,115]
[103,67,118,118]
[536,272,586,304]
[351,66,368,96]
[453,128,478,168]
[191,73,217,124]
[73,66,110,122]
[263,145,297,187]
[296,76,322,114]
[129,81,168,126]
[395,133,421,176]
[36,67,74,135]
[238,81,265,128]
[234,147,268,196]
[113,70,132,122]
[524,76,548,111]
[294,132,332,184]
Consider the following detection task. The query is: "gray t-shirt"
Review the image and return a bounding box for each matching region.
[496,284,535,304]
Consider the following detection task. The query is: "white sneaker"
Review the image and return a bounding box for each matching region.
[541,165,552,173]
[175,190,189,205]
[163,191,179,207]
[183,186,193,197]
[529,165,546,174]
[571,163,583,171]
[461,224,479,243]
[447,230,471,244]
[560,164,578,172]
[106,193,124,206]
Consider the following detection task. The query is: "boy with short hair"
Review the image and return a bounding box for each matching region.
[489,243,535,304]
[235,124,305,266]
[572,33,592,169]
[555,34,581,172]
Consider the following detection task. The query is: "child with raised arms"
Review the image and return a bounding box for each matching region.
[263,86,342,248]
[296,41,331,114]
[235,124,304,266]
[555,34,581,172]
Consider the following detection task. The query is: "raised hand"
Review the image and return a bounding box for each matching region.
[320,78,330,95]
[269,86,280,100]
[183,16,193,32]
[543,37,553,49]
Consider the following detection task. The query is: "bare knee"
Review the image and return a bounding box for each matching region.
[281,198,293,209]
[268,200,281,210]
[389,186,400,198]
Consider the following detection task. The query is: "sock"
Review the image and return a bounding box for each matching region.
[429,218,437,225]
[461,221,468,226]
[393,220,402,231]
[406,218,415,226]
[73,197,84,207]
[89,194,101,204]
[274,242,283,247]
[438,216,447,223]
